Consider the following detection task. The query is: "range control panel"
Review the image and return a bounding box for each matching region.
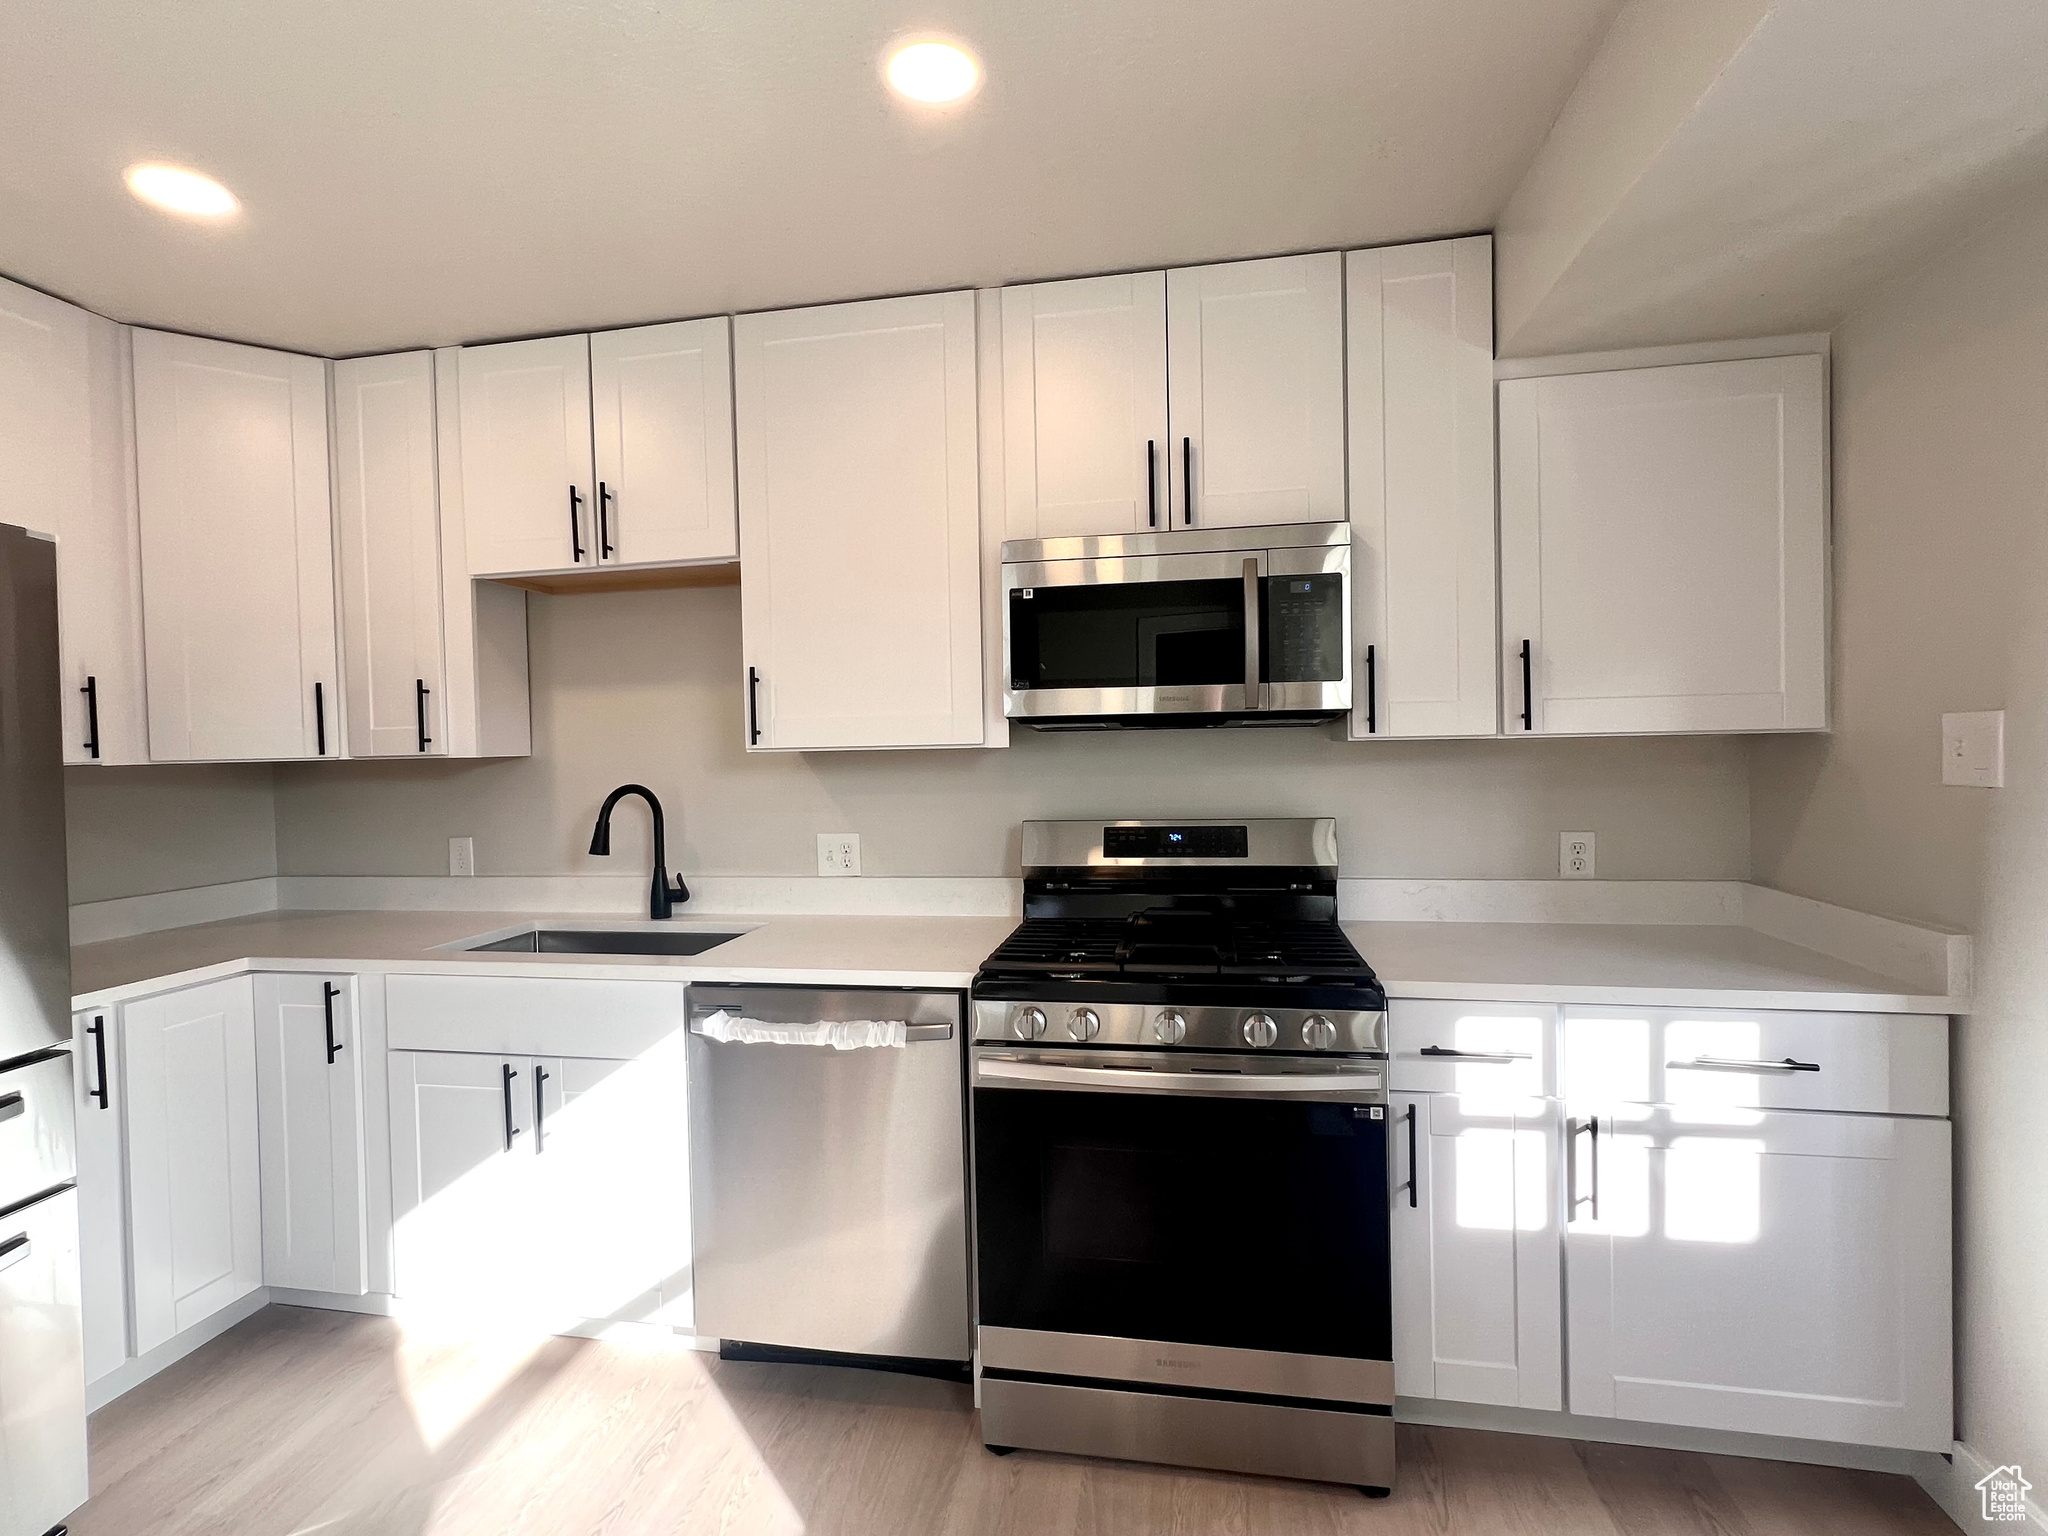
[1102,825,1249,860]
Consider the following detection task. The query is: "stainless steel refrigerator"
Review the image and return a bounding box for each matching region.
[0,523,88,1536]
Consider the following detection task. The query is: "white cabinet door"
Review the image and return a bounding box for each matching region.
[1499,355,1828,735]
[254,975,367,1295]
[1564,1106,1951,1451]
[1391,1092,1562,1410]
[334,352,447,758]
[0,273,87,543]
[1347,239,1497,739]
[736,291,984,750]
[458,335,595,577]
[532,1049,693,1328]
[132,329,339,761]
[387,1050,537,1316]
[590,318,738,567]
[71,1011,129,1385]
[1000,272,1168,538]
[121,978,262,1354]
[1165,253,1345,529]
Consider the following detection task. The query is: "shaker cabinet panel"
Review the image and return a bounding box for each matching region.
[133,329,339,761]
[458,334,596,577]
[121,977,262,1354]
[1391,1092,1562,1411]
[254,974,368,1295]
[1165,253,1345,530]
[736,291,984,750]
[334,351,447,758]
[1499,355,1828,735]
[590,318,738,567]
[1347,239,1497,739]
[999,272,1169,539]
[1563,1106,1950,1452]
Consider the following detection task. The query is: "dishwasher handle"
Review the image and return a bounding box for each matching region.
[688,1015,953,1044]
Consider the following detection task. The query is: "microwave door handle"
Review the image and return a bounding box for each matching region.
[1242,556,1263,711]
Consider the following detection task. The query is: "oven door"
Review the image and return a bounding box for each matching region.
[971,1049,1391,1396]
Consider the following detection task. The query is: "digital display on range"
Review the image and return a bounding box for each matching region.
[1102,825,1250,859]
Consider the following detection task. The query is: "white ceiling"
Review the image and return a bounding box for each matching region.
[0,0,1622,356]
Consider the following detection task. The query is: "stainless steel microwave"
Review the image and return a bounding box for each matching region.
[1001,522,1351,728]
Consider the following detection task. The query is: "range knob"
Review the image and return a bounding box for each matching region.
[1153,1009,1188,1045]
[1301,1015,1338,1050]
[1241,1012,1279,1049]
[1011,1006,1048,1041]
[1069,1007,1102,1041]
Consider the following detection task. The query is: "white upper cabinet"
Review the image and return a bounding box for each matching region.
[1499,354,1828,735]
[1347,239,1498,739]
[1165,252,1345,529]
[590,318,738,567]
[736,291,985,751]
[458,334,596,577]
[132,329,339,762]
[1000,273,1168,539]
[334,351,446,757]
[0,280,148,764]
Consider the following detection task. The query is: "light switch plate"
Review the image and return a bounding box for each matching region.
[449,836,475,877]
[1560,832,1595,879]
[818,833,861,877]
[1942,711,2005,787]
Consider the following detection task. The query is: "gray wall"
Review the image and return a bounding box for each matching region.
[272,583,1754,883]
[64,763,277,904]
[1751,190,2048,1487]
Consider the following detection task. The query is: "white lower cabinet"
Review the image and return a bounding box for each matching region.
[120,977,263,1354]
[1390,1091,1562,1410]
[254,975,368,1294]
[71,1010,129,1385]
[1563,1104,1952,1452]
[388,1046,690,1328]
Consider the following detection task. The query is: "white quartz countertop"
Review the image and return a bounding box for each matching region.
[71,907,1958,1015]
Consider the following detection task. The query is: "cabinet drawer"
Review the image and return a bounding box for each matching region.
[386,975,688,1060]
[1563,1006,1947,1117]
[1390,1000,1554,1097]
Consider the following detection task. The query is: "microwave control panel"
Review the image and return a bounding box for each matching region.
[1264,574,1344,682]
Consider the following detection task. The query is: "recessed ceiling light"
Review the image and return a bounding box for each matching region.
[124,163,240,219]
[886,40,979,104]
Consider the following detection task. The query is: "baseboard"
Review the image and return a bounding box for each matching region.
[1918,1440,2048,1533]
[1394,1396,1942,1478]
[70,878,281,945]
[83,1286,271,1414]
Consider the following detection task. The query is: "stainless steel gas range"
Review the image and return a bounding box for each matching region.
[968,818,1394,1495]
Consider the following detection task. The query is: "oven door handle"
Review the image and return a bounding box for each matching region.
[975,1057,1381,1098]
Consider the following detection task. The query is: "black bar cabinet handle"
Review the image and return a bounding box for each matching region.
[568,485,585,563]
[746,665,762,746]
[81,676,101,759]
[1145,440,1158,528]
[87,1016,110,1109]
[1365,645,1377,734]
[502,1063,520,1151]
[1181,436,1194,525]
[415,679,432,752]
[1404,1102,1418,1208]
[1588,1114,1600,1220]
[533,1065,549,1152]
[314,681,327,756]
[598,481,615,559]
[1519,640,1533,731]
[322,982,343,1064]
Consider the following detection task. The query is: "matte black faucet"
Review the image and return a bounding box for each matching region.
[588,784,690,920]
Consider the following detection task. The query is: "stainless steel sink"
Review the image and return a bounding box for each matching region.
[464,928,746,957]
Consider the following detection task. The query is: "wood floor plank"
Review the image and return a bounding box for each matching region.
[64,1307,1960,1536]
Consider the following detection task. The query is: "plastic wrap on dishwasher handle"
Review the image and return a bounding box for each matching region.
[694,1009,907,1050]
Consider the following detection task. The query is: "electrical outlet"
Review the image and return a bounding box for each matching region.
[449,837,475,878]
[1942,711,2004,787]
[1560,832,1595,880]
[817,833,861,877]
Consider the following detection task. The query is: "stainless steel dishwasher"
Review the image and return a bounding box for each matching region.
[686,984,971,1369]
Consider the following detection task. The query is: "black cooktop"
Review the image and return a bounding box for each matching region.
[980,907,1378,983]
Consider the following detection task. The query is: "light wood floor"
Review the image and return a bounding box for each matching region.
[68,1306,1958,1536]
